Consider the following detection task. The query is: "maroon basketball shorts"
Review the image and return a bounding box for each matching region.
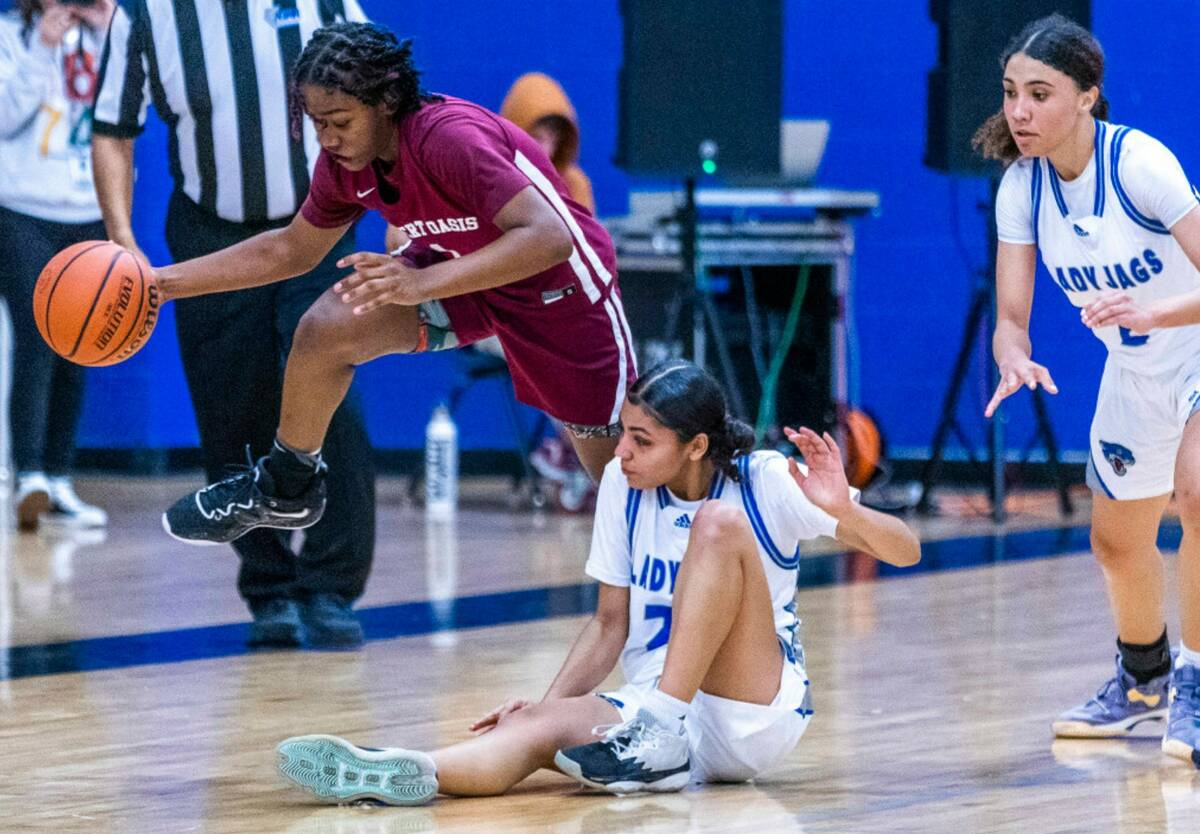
[419,284,637,435]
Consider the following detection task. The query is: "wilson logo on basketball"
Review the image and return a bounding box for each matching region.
[116,285,161,361]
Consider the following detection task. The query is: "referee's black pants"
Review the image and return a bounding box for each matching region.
[165,191,375,605]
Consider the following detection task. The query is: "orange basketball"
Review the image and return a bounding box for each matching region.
[33,241,159,367]
[842,408,883,489]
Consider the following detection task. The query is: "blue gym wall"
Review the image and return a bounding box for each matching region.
[68,1,1200,460]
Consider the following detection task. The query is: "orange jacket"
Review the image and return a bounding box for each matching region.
[500,72,594,212]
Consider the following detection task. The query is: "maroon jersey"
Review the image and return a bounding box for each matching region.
[301,97,635,427]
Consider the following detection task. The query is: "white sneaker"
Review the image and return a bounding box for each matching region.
[43,478,108,528]
[555,709,691,794]
[14,472,51,531]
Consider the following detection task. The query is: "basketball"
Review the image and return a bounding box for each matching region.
[33,240,160,367]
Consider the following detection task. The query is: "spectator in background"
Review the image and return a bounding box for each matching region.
[500,72,594,213]
[0,0,113,531]
[91,0,376,649]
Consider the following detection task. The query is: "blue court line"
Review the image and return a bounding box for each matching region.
[0,521,1184,682]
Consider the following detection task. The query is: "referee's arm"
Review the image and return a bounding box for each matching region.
[93,137,140,253]
[91,1,150,256]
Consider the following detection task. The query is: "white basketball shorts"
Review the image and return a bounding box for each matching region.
[1087,352,1200,501]
[598,651,812,783]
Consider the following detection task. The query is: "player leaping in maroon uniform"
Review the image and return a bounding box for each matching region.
[155,22,636,545]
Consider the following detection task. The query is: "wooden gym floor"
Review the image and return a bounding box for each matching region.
[0,476,1197,833]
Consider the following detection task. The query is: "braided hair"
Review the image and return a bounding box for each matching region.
[627,360,755,481]
[289,22,442,139]
[973,14,1107,165]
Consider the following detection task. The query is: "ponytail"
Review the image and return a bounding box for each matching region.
[707,415,755,480]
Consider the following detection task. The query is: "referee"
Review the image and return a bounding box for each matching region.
[91,0,376,649]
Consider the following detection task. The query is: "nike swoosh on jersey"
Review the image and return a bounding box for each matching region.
[357,187,376,198]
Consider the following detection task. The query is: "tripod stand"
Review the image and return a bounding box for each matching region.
[659,177,749,420]
[917,177,1073,522]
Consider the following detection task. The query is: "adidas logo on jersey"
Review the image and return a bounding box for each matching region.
[674,515,691,529]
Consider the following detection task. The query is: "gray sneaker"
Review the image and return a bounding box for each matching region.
[1162,663,1200,766]
[276,734,438,805]
[555,708,691,794]
[1053,655,1170,738]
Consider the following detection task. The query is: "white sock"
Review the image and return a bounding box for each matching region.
[642,687,690,735]
[1177,642,1200,670]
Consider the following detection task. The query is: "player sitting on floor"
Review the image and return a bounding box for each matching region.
[274,360,920,804]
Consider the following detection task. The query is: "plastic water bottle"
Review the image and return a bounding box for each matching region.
[425,515,459,647]
[425,404,458,519]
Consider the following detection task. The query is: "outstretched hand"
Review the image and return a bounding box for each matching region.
[984,356,1058,418]
[334,252,430,314]
[468,697,533,734]
[784,426,853,518]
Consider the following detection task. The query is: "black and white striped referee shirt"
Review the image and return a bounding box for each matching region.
[93,0,367,224]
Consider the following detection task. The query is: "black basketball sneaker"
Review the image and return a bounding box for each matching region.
[162,455,326,545]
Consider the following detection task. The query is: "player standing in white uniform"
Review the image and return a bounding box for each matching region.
[979,14,1200,763]
[272,360,920,804]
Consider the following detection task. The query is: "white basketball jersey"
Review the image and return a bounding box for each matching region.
[996,120,1200,375]
[585,452,843,687]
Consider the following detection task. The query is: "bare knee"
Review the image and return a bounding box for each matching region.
[1090,522,1131,569]
[1176,481,1200,527]
[291,294,366,364]
[688,502,755,561]
[495,700,580,753]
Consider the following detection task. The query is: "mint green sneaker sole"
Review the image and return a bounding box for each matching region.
[276,734,437,805]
